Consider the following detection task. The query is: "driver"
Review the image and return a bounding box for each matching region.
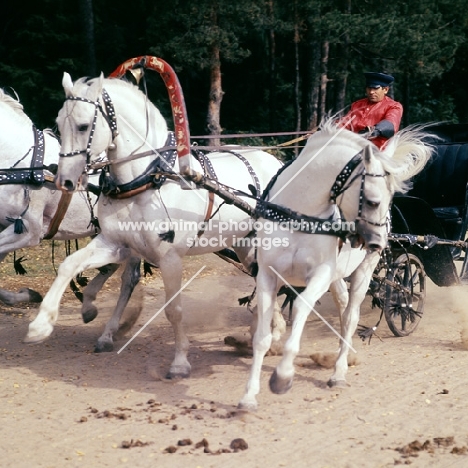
[339,72,403,149]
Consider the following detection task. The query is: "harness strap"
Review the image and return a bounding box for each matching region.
[255,200,348,238]
[101,132,177,198]
[109,181,156,200]
[191,148,217,239]
[0,126,46,185]
[196,191,215,238]
[43,192,73,240]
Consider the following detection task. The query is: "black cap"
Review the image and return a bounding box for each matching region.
[364,72,394,88]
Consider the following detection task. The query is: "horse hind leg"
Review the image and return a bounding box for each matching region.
[94,257,142,353]
[248,302,286,356]
[80,263,121,323]
[0,287,43,306]
[0,251,43,305]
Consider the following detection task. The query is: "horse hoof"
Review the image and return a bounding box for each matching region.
[82,307,98,324]
[269,369,293,394]
[94,341,114,353]
[23,332,51,344]
[166,366,191,380]
[24,322,53,344]
[20,288,43,303]
[237,399,258,412]
[327,378,348,388]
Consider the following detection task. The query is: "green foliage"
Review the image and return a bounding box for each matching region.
[0,0,467,134]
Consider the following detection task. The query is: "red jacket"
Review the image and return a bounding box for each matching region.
[340,96,403,149]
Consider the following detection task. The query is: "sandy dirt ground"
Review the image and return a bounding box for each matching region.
[2,251,468,468]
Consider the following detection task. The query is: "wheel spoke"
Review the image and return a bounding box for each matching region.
[383,253,426,337]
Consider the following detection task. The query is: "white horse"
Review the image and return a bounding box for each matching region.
[238,120,433,411]
[25,73,283,378]
[0,88,142,342]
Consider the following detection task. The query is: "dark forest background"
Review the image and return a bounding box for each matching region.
[1,0,468,141]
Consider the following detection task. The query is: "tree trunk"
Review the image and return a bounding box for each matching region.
[206,44,224,147]
[334,0,351,112]
[79,0,96,76]
[402,70,410,127]
[319,41,329,123]
[294,20,301,136]
[305,39,321,130]
[267,0,277,131]
[334,48,348,113]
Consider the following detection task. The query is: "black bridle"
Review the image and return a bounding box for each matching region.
[330,150,390,228]
[58,89,118,164]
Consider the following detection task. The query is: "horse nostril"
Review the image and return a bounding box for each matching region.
[63,180,76,192]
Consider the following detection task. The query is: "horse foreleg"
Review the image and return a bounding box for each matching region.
[238,271,277,411]
[80,263,121,323]
[94,257,142,353]
[271,269,332,395]
[328,252,380,388]
[159,252,190,379]
[24,236,131,343]
[249,301,286,355]
[310,279,349,367]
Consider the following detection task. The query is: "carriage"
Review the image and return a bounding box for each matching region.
[364,123,468,338]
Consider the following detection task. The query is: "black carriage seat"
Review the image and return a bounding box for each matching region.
[409,123,468,248]
[391,123,468,286]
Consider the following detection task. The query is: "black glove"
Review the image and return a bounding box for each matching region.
[358,126,381,139]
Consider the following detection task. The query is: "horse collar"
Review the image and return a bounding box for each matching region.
[99,132,178,198]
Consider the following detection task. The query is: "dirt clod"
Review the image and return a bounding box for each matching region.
[177,438,192,446]
[230,438,248,451]
[121,439,151,449]
[195,438,209,449]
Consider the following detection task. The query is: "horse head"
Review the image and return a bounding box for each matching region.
[56,72,168,193]
[338,144,392,253]
[335,125,433,253]
[56,72,116,192]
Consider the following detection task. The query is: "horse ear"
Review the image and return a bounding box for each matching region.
[62,72,74,96]
[97,72,105,89]
[363,144,374,164]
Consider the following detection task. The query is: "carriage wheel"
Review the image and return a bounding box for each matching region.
[384,253,426,337]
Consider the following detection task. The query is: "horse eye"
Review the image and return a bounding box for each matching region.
[366,200,379,208]
[78,124,89,132]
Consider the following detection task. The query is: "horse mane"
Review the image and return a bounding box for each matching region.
[73,75,147,100]
[318,118,434,194]
[0,88,32,126]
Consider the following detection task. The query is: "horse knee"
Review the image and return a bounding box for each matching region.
[252,332,272,354]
